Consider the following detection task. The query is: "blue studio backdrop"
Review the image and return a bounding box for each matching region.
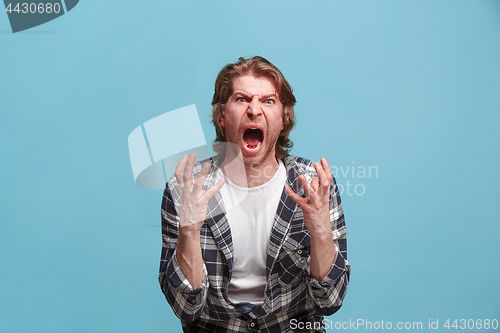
[1,1,499,332]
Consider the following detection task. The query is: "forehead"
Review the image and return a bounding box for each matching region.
[231,75,278,96]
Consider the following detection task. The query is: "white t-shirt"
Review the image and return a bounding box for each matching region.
[216,160,286,305]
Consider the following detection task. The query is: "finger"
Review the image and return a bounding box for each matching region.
[314,162,327,186]
[285,187,305,205]
[201,178,225,202]
[192,163,211,198]
[311,177,320,192]
[298,174,314,198]
[321,157,332,180]
[174,155,189,186]
[182,153,197,189]
[317,158,332,196]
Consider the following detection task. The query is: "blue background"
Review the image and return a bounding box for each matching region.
[1,1,499,332]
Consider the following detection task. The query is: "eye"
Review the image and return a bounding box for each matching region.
[237,97,247,103]
[264,99,274,105]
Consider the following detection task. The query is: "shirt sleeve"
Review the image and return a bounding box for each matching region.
[158,182,209,323]
[305,176,350,315]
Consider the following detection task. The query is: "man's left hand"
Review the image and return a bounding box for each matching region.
[285,157,332,235]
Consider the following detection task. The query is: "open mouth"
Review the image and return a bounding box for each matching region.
[243,128,264,151]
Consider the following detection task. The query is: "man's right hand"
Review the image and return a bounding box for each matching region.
[174,153,224,288]
[175,153,225,231]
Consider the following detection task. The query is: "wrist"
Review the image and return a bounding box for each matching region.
[178,221,202,237]
[304,210,331,236]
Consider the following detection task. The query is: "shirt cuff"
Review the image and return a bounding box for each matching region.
[167,249,209,294]
[308,244,348,287]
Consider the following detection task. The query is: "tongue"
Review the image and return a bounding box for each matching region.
[245,132,260,147]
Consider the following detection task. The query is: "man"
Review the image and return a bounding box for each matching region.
[159,56,349,332]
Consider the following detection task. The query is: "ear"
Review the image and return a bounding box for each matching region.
[219,116,225,129]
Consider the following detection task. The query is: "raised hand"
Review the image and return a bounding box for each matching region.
[285,157,332,234]
[175,153,225,230]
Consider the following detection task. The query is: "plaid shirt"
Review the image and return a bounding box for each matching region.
[159,155,350,333]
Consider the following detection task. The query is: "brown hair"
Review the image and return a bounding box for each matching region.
[211,56,296,158]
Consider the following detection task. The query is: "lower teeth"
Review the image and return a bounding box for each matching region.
[246,142,261,150]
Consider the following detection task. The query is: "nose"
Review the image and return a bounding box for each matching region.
[247,97,262,118]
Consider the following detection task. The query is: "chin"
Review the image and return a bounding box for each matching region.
[241,145,275,167]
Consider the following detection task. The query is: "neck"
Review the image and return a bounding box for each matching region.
[220,151,280,188]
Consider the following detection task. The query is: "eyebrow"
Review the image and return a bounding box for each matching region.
[233,91,279,99]
[261,93,279,99]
